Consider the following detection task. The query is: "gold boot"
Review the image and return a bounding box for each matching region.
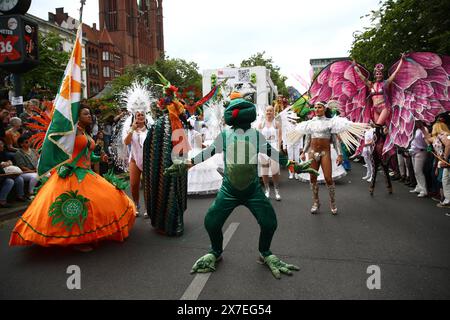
[310,182,320,214]
[328,184,337,215]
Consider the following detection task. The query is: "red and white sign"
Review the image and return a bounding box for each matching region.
[0,34,20,63]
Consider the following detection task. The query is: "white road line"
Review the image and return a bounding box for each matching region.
[180,222,240,300]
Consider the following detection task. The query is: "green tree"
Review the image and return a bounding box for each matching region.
[240,51,288,97]
[351,0,450,71]
[109,55,202,100]
[22,32,70,98]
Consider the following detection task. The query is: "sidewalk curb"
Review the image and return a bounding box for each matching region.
[0,205,27,222]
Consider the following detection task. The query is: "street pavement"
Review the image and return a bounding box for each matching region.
[0,163,449,300]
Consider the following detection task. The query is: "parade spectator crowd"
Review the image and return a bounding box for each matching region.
[1,96,449,212]
[355,112,450,209]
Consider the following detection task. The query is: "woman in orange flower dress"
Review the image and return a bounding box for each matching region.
[9,107,136,251]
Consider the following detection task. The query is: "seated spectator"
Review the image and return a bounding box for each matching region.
[0,140,26,207]
[19,100,38,126]
[0,99,12,112]
[41,100,54,118]
[5,117,23,152]
[0,107,10,142]
[14,135,39,198]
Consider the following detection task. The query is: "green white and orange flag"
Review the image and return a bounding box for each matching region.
[37,25,83,177]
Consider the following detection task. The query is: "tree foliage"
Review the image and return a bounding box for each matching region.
[351,0,450,71]
[240,51,288,97]
[22,32,70,98]
[109,55,202,101]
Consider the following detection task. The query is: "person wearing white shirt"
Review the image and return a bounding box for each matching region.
[409,121,429,197]
[362,128,375,181]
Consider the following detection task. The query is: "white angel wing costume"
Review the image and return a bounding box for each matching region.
[287,116,369,152]
[289,116,370,183]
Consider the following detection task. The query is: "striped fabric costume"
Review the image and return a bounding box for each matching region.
[143,73,190,236]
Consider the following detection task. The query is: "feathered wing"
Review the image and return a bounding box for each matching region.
[276,105,298,145]
[185,79,229,115]
[280,93,312,144]
[279,93,312,145]
[291,93,312,121]
[385,52,450,153]
[330,117,371,152]
[287,116,370,151]
[203,101,224,140]
[26,106,52,151]
[109,116,130,172]
[309,59,371,123]
[194,85,220,108]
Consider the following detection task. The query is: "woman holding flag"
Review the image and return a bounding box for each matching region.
[9,106,136,250]
[9,24,136,250]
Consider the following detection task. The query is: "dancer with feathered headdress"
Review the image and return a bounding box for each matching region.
[143,71,190,236]
[120,82,155,217]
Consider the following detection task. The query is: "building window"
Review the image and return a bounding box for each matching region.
[126,0,135,36]
[102,51,110,61]
[103,67,110,78]
[105,0,118,31]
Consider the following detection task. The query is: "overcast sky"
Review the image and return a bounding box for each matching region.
[29,0,380,92]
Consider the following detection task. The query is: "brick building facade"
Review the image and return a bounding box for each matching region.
[49,0,164,98]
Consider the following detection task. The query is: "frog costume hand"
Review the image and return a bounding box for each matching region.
[190,253,222,274]
[260,255,300,279]
[288,159,319,176]
[164,159,190,177]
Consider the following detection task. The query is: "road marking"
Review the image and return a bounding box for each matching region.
[180,222,240,300]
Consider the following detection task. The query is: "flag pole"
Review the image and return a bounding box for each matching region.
[79,0,86,24]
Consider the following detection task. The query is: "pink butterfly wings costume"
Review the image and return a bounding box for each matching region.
[309,53,450,155]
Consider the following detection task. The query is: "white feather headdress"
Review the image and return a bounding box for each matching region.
[121,81,155,116]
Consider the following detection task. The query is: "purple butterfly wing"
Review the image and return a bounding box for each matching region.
[309,59,370,123]
[389,52,450,152]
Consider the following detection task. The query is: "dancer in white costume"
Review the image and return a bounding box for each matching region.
[280,111,304,180]
[287,101,369,214]
[278,102,347,184]
[116,82,155,216]
[298,145,347,183]
[258,105,282,200]
[187,116,223,195]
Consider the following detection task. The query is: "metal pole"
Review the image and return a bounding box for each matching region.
[79,0,86,99]
[13,73,23,115]
[79,0,86,23]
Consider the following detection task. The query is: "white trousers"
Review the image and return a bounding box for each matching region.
[397,153,407,177]
[442,168,450,202]
[412,151,427,193]
[287,143,302,163]
[20,172,39,194]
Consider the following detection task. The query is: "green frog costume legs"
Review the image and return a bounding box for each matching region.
[166,97,317,279]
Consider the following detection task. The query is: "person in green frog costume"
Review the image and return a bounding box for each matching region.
[165,94,318,279]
